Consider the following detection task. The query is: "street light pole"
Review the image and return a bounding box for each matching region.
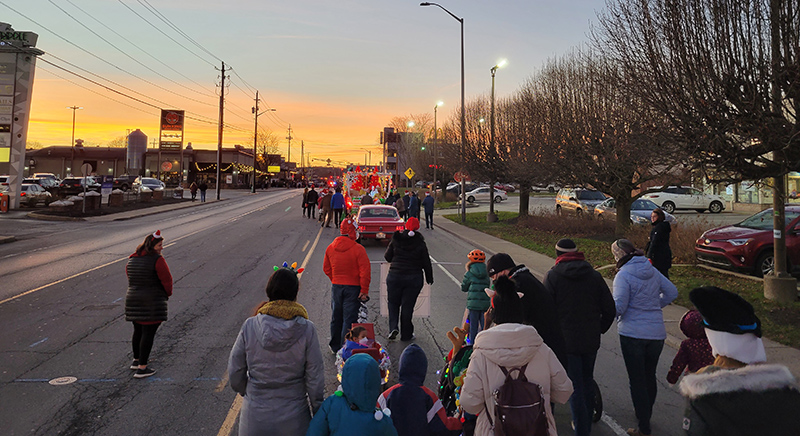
[433,101,443,204]
[488,59,506,222]
[67,106,82,176]
[420,2,466,222]
[251,91,276,194]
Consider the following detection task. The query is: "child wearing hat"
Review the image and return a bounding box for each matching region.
[666,309,713,385]
[460,249,491,344]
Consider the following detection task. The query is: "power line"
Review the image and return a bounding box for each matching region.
[137,0,222,63]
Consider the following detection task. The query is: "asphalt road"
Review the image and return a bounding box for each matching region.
[0,190,690,435]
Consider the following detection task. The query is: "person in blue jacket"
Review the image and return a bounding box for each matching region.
[407,191,420,219]
[379,344,462,436]
[331,187,346,227]
[306,353,398,436]
[420,192,435,229]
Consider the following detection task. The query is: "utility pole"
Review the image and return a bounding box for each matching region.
[252,90,260,193]
[301,140,305,184]
[216,62,226,200]
[286,124,293,184]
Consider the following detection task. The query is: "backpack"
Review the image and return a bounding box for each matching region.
[486,364,548,436]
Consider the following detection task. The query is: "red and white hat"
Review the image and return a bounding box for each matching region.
[152,230,163,239]
[405,217,420,236]
[340,218,357,240]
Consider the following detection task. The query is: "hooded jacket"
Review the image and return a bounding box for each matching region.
[306,189,319,206]
[331,192,345,209]
[227,312,325,436]
[421,195,434,214]
[384,231,433,284]
[461,262,491,311]
[543,252,616,354]
[378,344,462,436]
[460,323,573,436]
[666,310,714,384]
[647,220,672,272]
[307,354,398,436]
[324,235,371,295]
[612,255,678,340]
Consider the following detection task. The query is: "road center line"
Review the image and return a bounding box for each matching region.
[429,256,462,286]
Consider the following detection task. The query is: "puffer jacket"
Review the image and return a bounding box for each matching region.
[612,255,678,340]
[384,231,433,284]
[666,310,713,384]
[460,323,573,436]
[461,262,491,311]
[324,236,371,295]
[306,354,398,436]
[125,253,172,323]
[228,313,325,436]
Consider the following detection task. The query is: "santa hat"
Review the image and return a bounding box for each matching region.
[405,217,420,236]
[340,218,357,240]
[152,230,163,240]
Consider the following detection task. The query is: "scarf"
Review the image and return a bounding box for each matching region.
[555,251,585,265]
[257,300,309,320]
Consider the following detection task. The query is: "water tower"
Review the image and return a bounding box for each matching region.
[126,129,147,175]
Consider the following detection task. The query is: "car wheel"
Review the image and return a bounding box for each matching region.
[121,184,129,191]
[709,201,723,214]
[467,196,475,203]
[548,186,555,193]
[755,251,774,278]
[576,208,583,217]
[494,196,502,203]
[661,201,676,214]
[556,205,562,215]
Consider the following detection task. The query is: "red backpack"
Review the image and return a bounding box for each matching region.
[486,364,549,436]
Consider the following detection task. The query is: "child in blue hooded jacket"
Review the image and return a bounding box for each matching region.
[379,344,462,436]
[306,353,397,436]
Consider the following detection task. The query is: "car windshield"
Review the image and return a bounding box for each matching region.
[577,190,605,200]
[632,199,660,210]
[360,208,399,219]
[737,209,800,230]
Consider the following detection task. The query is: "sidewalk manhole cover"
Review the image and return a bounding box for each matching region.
[49,376,77,386]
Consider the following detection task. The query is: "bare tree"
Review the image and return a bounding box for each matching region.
[107,136,127,148]
[249,130,280,172]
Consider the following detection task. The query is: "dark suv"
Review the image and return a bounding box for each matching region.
[113,175,139,191]
[59,176,101,196]
[695,206,800,277]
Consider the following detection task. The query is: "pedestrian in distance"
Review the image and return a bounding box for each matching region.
[323,217,371,353]
[401,191,411,220]
[189,181,198,202]
[646,208,672,278]
[407,191,420,219]
[461,249,491,345]
[378,343,463,436]
[610,239,678,436]
[321,189,333,228]
[227,264,325,436]
[421,191,435,229]
[384,217,433,342]
[198,180,208,202]
[665,309,713,385]
[679,286,800,436]
[306,353,398,436]
[460,275,574,436]
[331,186,345,227]
[125,230,173,379]
[302,187,309,218]
[543,238,616,436]
[395,194,406,221]
[306,186,319,219]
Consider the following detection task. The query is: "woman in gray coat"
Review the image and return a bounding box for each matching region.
[228,266,325,436]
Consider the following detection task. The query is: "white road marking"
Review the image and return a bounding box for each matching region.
[302,240,310,252]
[601,412,629,435]
[429,255,462,286]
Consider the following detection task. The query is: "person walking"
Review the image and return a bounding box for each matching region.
[125,230,173,379]
[331,186,345,227]
[320,189,333,228]
[305,186,319,219]
[189,181,198,202]
[543,239,616,436]
[646,208,672,278]
[665,309,713,385]
[394,194,406,221]
[421,191,434,229]
[323,218,371,353]
[302,187,309,218]
[610,239,678,436]
[407,191,420,219]
[384,217,433,341]
[460,275,573,436]
[401,191,411,220]
[198,180,208,202]
[460,249,491,344]
[227,266,325,436]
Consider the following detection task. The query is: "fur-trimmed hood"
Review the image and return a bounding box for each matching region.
[679,364,799,399]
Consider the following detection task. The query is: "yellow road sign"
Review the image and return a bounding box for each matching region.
[404,168,415,179]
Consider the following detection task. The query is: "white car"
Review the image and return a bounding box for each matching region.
[461,186,508,203]
[641,186,726,214]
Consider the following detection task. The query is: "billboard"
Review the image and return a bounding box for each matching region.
[159,109,184,151]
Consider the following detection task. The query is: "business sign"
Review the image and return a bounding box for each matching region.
[159,109,184,151]
[267,165,281,173]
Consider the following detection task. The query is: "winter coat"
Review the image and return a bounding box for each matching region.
[321,193,333,211]
[647,220,672,273]
[198,182,208,192]
[306,354,398,436]
[395,197,406,213]
[306,189,319,206]
[679,363,800,436]
[379,344,462,436]
[302,190,309,207]
[667,310,713,384]
[460,323,573,436]
[402,195,411,211]
[189,182,198,194]
[125,253,173,323]
[507,265,567,367]
[543,252,615,354]
[323,236,371,295]
[421,195,434,215]
[461,262,491,311]
[384,231,433,284]
[228,312,325,436]
[612,255,678,340]
[331,192,345,209]
[407,195,420,217]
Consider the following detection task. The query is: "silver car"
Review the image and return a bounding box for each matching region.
[595,198,677,225]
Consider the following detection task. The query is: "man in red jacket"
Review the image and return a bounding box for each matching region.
[323,217,371,353]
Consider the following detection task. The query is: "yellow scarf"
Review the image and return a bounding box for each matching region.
[257,300,309,320]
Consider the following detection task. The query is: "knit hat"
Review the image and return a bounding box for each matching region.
[690,287,762,337]
[555,238,577,256]
[611,239,637,262]
[340,217,357,240]
[406,217,420,236]
[486,253,515,276]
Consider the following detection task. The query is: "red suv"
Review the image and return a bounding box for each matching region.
[694,206,800,277]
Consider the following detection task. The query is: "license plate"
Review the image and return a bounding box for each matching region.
[376,232,385,239]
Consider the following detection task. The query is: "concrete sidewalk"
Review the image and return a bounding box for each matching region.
[432,208,800,378]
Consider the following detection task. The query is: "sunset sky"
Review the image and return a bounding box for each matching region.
[5,0,601,166]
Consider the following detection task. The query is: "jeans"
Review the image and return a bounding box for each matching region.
[424,211,434,229]
[467,309,484,344]
[567,352,598,436]
[386,271,423,340]
[307,204,316,219]
[329,284,361,351]
[619,335,664,435]
[200,190,206,202]
[333,208,343,227]
[132,322,161,365]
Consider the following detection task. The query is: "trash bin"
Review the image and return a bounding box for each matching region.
[153,189,164,201]
[109,190,123,207]
[83,192,101,210]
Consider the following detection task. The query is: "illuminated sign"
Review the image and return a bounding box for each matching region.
[267,165,281,173]
[159,109,184,151]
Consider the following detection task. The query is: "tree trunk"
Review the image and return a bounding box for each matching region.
[614,194,633,238]
[518,184,530,217]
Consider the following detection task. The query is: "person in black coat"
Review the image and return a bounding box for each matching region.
[544,239,616,436]
[646,208,672,278]
[384,217,433,342]
[305,187,319,219]
[407,191,420,219]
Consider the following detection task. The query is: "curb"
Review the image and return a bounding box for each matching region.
[0,235,16,244]
[27,212,85,222]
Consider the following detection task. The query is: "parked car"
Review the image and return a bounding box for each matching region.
[494,183,516,193]
[354,205,406,243]
[694,206,800,277]
[531,184,559,193]
[59,176,101,196]
[641,186,726,214]
[23,177,60,192]
[555,187,607,216]
[132,177,165,193]
[460,186,508,203]
[595,197,677,225]
[19,183,52,207]
[113,175,139,191]
[32,173,59,182]
[445,181,479,196]
[0,175,8,189]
